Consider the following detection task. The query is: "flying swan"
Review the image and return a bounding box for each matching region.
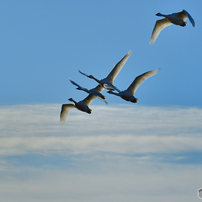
[69,78,108,104]
[107,69,158,103]
[149,9,195,45]
[79,50,132,92]
[60,51,132,125]
[60,84,104,125]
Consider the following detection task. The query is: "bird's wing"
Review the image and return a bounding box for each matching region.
[177,10,188,21]
[82,85,104,106]
[149,18,172,44]
[180,10,195,27]
[78,69,89,77]
[89,88,105,98]
[69,78,81,88]
[60,104,75,125]
[103,83,121,92]
[69,78,89,92]
[97,96,108,104]
[88,88,108,104]
[106,50,132,83]
[127,70,158,95]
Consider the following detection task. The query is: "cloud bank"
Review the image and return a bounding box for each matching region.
[0,104,202,201]
[0,104,202,155]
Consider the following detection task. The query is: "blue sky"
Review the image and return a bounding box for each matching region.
[0,1,202,201]
[0,0,201,106]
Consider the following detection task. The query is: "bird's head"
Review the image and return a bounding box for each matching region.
[107,90,113,94]
[68,98,73,102]
[155,12,162,16]
[88,75,94,79]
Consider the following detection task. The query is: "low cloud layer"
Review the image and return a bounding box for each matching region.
[0,104,202,201]
[0,104,202,155]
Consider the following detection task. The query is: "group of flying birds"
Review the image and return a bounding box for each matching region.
[60,9,195,125]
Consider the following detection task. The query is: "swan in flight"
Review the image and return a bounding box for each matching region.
[60,51,132,125]
[149,9,195,44]
[69,78,108,104]
[107,69,158,103]
[79,50,132,92]
[60,85,104,125]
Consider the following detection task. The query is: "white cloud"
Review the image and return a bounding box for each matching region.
[0,159,201,202]
[0,135,201,156]
[0,104,202,201]
[0,104,202,155]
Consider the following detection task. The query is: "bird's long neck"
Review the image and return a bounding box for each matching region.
[77,87,88,93]
[157,13,168,17]
[91,76,101,84]
[70,99,77,104]
[108,91,120,96]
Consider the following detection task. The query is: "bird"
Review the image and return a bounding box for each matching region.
[69,78,108,104]
[60,84,104,125]
[78,50,132,92]
[107,69,158,103]
[60,51,131,125]
[149,9,195,44]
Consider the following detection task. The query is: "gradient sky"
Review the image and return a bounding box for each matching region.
[1,1,202,201]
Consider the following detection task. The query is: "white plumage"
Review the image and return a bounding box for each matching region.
[150,9,195,45]
[107,70,158,103]
[79,50,132,92]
